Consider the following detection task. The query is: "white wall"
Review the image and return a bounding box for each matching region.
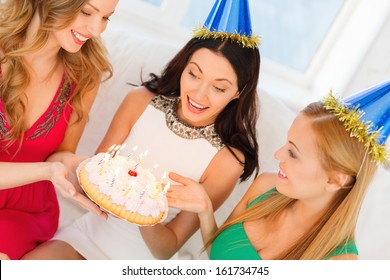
[109,0,390,114]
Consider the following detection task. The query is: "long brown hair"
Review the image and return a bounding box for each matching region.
[0,0,112,147]
[207,101,378,259]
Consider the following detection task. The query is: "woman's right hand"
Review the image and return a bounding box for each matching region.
[166,172,213,215]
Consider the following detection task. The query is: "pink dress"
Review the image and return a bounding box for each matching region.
[0,73,74,259]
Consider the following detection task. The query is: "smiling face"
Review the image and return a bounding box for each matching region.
[274,113,332,202]
[178,48,239,127]
[51,0,118,53]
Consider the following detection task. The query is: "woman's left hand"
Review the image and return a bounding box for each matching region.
[166,172,213,214]
[47,152,108,220]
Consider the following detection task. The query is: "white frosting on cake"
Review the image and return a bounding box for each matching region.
[84,153,167,218]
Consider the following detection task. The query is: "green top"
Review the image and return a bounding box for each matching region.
[210,188,358,260]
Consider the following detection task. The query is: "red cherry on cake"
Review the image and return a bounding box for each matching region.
[128,170,137,177]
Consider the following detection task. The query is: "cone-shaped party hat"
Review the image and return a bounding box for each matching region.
[323,80,390,164]
[193,0,260,48]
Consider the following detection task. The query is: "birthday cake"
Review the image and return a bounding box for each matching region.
[77,148,168,226]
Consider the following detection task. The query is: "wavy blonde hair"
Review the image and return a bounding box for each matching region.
[208,101,378,259]
[0,0,112,147]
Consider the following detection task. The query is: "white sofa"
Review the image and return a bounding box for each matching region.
[57,29,390,260]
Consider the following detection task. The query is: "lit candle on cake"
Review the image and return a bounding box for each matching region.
[110,167,120,188]
[98,154,105,166]
[152,174,168,199]
[124,180,137,197]
[162,182,170,195]
[113,145,121,157]
[113,143,126,157]
[128,150,149,177]
[139,184,150,199]
[107,144,116,158]
[155,171,167,190]
[136,152,144,167]
[136,150,148,167]
[127,145,138,160]
[99,152,110,175]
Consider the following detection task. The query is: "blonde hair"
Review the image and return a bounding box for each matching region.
[0,0,112,148]
[208,101,378,259]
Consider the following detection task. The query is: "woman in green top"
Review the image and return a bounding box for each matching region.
[167,81,389,259]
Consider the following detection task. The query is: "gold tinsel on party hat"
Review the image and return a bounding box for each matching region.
[193,0,261,49]
[322,91,388,165]
[193,27,261,49]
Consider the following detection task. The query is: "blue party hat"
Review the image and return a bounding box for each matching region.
[193,0,260,48]
[323,80,390,164]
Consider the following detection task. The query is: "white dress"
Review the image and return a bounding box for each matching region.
[54,95,223,259]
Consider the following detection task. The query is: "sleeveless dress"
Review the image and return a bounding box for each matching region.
[0,73,74,259]
[53,95,224,259]
[210,187,358,260]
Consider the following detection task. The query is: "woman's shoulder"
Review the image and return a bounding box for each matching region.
[125,86,155,101]
[119,86,155,110]
[110,87,155,127]
[244,172,278,204]
[228,172,278,219]
[253,172,278,192]
[217,146,244,163]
